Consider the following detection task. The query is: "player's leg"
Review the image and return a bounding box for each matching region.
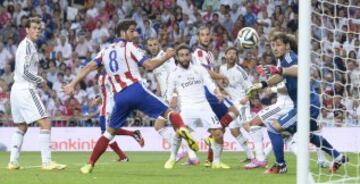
[101,115,128,161]
[81,88,133,174]
[210,128,230,169]
[36,118,66,170]
[308,107,348,172]
[164,133,182,169]
[263,108,297,174]
[8,123,27,170]
[229,126,254,162]
[116,128,145,147]
[8,89,27,169]
[154,117,174,145]
[135,83,198,151]
[309,127,348,172]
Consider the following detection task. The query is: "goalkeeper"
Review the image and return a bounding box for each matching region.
[247,32,348,174]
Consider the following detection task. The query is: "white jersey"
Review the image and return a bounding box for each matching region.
[192,46,215,70]
[219,64,251,101]
[12,37,43,90]
[152,50,176,97]
[166,64,216,109]
[94,39,149,93]
[275,82,293,108]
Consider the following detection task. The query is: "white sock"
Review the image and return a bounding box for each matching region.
[316,148,328,163]
[39,129,51,164]
[235,134,254,159]
[264,143,273,158]
[170,135,182,160]
[103,131,115,141]
[184,141,197,160]
[286,137,297,156]
[212,142,223,165]
[9,129,25,163]
[157,127,174,145]
[250,129,265,161]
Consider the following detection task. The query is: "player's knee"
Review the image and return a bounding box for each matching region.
[271,120,283,132]
[230,128,240,137]
[17,123,28,133]
[37,118,51,130]
[229,106,240,117]
[250,116,263,126]
[212,129,224,140]
[154,118,166,131]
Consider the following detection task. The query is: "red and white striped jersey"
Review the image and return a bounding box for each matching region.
[94,38,150,93]
[191,46,215,70]
[97,72,112,116]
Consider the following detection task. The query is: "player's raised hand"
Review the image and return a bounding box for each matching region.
[62,84,75,96]
[256,65,283,76]
[246,83,264,96]
[164,48,176,58]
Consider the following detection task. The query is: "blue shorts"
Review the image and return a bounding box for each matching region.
[205,87,233,119]
[99,116,106,134]
[276,105,320,134]
[109,83,168,129]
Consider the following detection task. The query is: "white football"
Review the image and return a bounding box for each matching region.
[237,27,259,49]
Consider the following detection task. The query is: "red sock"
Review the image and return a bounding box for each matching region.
[88,136,110,166]
[169,112,185,129]
[220,113,234,128]
[109,142,127,160]
[116,128,134,136]
[207,148,213,162]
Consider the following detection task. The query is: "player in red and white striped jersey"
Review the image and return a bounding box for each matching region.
[63,19,198,174]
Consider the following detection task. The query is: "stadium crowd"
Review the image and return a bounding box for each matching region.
[0,0,359,127]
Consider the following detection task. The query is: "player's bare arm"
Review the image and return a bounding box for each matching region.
[63,61,98,95]
[142,48,175,70]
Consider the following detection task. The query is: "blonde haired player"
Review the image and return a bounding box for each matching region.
[8,16,66,170]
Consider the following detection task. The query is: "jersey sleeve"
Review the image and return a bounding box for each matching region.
[198,66,217,93]
[93,48,104,67]
[129,43,150,66]
[22,41,44,84]
[166,70,176,102]
[236,66,252,90]
[192,50,211,69]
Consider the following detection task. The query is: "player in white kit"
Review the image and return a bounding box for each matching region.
[164,44,230,169]
[192,26,247,166]
[146,38,195,164]
[146,38,176,145]
[219,47,259,163]
[8,17,66,170]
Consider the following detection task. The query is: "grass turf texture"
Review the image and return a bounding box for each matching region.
[0,152,357,184]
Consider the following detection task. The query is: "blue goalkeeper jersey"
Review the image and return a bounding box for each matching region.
[280,50,320,108]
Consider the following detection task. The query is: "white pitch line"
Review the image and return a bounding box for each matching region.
[0,161,123,170]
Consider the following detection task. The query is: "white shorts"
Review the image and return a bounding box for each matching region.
[258,102,293,123]
[10,89,48,124]
[180,103,222,131]
[229,103,252,129]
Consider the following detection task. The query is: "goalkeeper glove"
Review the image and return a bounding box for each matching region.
[256,65,283,77]
[246,81,268,96]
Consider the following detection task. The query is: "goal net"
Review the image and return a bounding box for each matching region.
[308,0,360,183]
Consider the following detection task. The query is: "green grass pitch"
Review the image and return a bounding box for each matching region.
[0,152,358,184]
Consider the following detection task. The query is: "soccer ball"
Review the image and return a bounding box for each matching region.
[236,27,259,49]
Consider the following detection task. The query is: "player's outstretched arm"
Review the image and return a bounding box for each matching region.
[63,61,98,95]
[281,65,298,77]
[142,48,175,70]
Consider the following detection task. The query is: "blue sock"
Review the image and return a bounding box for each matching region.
[99,116,106,134]
[310,133,340,158]
[268,131,285,164]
